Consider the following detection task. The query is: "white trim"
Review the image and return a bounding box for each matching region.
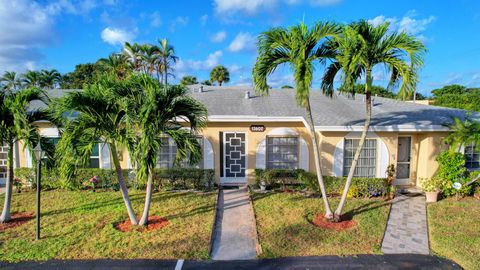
[99,143,111,169]
[203,137,214,169]
[39,127,60,137]
[315,125,449,132]
[267,127,299,136]
[256,139,266,169]
[377,139,390,178]
[299,137,309,171]
[332,139,344,177]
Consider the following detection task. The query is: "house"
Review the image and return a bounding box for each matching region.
[2,85,478,187]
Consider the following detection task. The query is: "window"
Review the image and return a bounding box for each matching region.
[89,144,100,168]
[266,136,299,169]
[465,144,480,170]
[0,144,8,179]
[343,139,377,178]
[157,136,203,169]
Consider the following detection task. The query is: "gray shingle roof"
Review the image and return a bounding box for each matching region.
[33,86,477,130]
[187,85,476,129]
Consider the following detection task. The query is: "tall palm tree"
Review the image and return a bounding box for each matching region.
[97,53,131,80]
[157,38,178,85]
[53,75,138,225]
[321,20,425,220]
[22,70,41,88]
[140,44,160,78]
[210,65,230,86]
[1,71,20,92]
[253,21,341,219]
[40,69,62,89]
[123,42,143,72]
[0,88,47,222]
[126,75,207,226]
[444,117,480,152]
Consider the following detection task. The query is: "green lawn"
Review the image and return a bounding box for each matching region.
[0,189,217,262]
[251,192,391,258]
[428,198,480,270]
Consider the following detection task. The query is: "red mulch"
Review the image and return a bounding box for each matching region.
[311,213,357,231]
[0,212,34,232]
[115,216,170,232]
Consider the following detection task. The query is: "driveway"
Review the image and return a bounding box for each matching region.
[0,254,461,270]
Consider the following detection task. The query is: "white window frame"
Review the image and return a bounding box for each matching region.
[265,135,300,170]
[343,138,377,178]
[464,143,480,171]
[89,143,101,168]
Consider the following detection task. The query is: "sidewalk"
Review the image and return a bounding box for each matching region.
[210,186,258,260]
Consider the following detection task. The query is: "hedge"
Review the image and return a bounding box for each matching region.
[14,167,215,191]
[255,169,388,198]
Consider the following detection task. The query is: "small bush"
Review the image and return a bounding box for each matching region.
[255,169,387,198]
[436,151,467,197]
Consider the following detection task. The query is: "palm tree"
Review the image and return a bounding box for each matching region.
[180,76,198,86]
[140,44,160,78]
[253,21,341,219]
[1,71,20,92]
[321,20,425,220]
[126,75,207,225]
[157,38,178,85]
[444,117,480,185]
[22,70,41,88]
[40,69,62,89]
[123,42,143,72]
[97,53,131,80]
[53,75,138,225]
[210,65,230,86]
[0,88,47,222]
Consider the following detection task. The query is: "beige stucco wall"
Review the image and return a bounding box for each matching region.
[15,122,451,187]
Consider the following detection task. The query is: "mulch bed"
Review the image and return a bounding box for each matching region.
[0,212,34,232]
[311,213,357,231]
[115,216,170,232]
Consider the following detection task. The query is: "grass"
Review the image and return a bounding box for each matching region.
[428,198,480,270]
[0,189,217,262]
[251,192,391,258]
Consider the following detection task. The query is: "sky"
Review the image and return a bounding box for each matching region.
[1,0,480,96]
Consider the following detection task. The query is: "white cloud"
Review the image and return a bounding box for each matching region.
[169,16,189,32]
[228,64,244,74]
[211,31,227,43]
[0,0,55,72]
[368,10,436,38]
[214,0,341,15]
[101,27,136,46]
[149,11,162,27]
[46,0,99,16]
[176,50,223,72]
[228,32,256,52]
[200,14,208,26]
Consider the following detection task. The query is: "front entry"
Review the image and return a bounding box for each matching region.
[221,132,247,185]
[395,136,412,185]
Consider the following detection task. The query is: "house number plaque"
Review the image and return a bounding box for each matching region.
[250,125,266,132]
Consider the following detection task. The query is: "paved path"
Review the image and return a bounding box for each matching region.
[381,193,430,254]
[0,255,462,270]
[210,186,258,260]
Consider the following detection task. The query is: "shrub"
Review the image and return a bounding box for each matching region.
[255,169,387,198]
[419,176,443,192]
[436,151,467,196]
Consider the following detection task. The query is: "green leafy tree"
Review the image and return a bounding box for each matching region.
[157,39,178,85]
[123,42,144,72]
[60,63,100,89]
[21,70,41,88]
[0,71,20,92]
[431,85,480,111]
[0,88,47,222]
[40,69,62,89]
[127,75,207,225]
[53,75,138,224]
[322,20,425,220]
[97,53,132,80]
[210,65,230,86]
[253,21,342,219]
[180,76,198,86]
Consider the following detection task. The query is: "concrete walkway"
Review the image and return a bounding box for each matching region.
[211,186,258,260]
[381,193,430,254]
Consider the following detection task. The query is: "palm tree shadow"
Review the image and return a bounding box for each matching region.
[343,199,391,218]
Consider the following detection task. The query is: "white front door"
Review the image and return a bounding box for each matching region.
[221,132,247,184]
[395,136,412,185]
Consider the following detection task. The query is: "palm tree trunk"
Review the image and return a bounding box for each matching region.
[305,99,333,219]
[110,142,138,225]
[0,142,14,223]
[139,167,154,226]
[334,69,373,221]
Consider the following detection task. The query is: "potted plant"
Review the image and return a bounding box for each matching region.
[420,177,441,203]
[385,164,396,200]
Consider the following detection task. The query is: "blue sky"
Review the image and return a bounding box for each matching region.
[1,0,480,96]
